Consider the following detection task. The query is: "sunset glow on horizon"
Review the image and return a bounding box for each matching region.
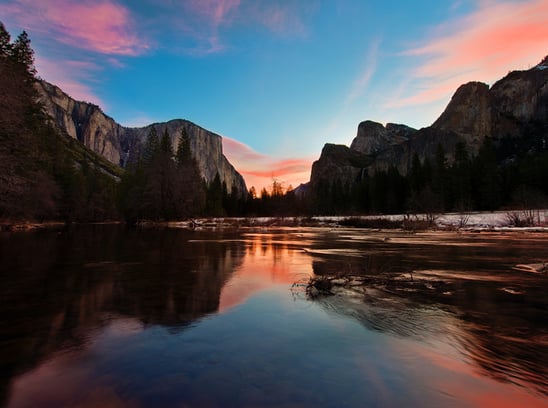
[1,0,547,190]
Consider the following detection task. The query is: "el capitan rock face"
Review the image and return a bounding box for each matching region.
[36,81,247,196]
[309,56,548,190]
[127,120,246,196]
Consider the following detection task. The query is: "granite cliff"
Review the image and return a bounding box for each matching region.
[310,56,548,190]
[36,81,247,196]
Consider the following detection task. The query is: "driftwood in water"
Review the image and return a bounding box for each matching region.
[305,273,454,300]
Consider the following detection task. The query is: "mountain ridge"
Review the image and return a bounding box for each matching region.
[310,56,548,190]
[36,80,248,196]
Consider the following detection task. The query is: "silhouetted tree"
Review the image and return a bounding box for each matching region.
[0,22,11,57]
[10,30,36,76]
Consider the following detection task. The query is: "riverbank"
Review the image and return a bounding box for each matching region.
[158,210,548,231]
[3,209,548,232]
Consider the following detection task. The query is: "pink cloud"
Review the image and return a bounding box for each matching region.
[35,57,106,107]
[0,0,149,56]
[222,137,313,193]
[393,0,548,107]
[163,0,240,55]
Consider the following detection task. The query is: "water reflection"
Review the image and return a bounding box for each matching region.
[1,226,547,407]
[0,226,247,406]
[309,230,548,398]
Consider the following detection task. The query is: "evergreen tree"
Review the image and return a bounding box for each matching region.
[206,173,224,216]
[0,22,11,57]
[10,31,36,76]
[160,128,173,157]
[142,126,159,166]
[176,127,192,165]
[174,127,206,217]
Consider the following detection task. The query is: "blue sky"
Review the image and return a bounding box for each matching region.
[1,0,547,190]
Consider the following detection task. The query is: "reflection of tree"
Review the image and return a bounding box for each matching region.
[0,226,245,406]
[310,254,548,397]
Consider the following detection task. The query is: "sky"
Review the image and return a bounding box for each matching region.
[1,0,547,192]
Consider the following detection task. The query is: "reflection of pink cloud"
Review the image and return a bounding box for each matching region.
[393,337,548,408]
[392,0,548,107]
[219,240,312,312]
[0,0,149,56]
[222,137,313,192]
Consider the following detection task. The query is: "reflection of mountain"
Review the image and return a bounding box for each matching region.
[0,226,245,406]
[309,236,548,397]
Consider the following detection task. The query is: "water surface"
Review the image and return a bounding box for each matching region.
[1,226,546,407]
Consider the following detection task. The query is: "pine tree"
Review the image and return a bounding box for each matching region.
[11,31,36,76]
[0,22,11,57]
[142,126,159,166]
[206,173,224,216]
[160,128,173,157]
[176,127,192,165]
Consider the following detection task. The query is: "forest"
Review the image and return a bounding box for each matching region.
[1,24,547,224]
[309,139,548,217]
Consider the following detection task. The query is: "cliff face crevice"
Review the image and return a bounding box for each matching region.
[36,81,247,196]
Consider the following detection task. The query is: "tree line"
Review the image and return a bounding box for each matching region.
[307,139,548,216]
[117,126,248,222]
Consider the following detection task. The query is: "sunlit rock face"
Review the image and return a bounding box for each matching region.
[309,56,548,188]
[36,81,247,196]
[36,81,125,165]
[128,120,246,192]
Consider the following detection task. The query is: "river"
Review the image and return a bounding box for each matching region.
[1,225,546,407]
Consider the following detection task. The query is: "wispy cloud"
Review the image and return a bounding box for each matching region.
[242,1,312,37]
[223,137,313,191]
[186,0,241,26]
[162,0,313,55]
[35,57,106,107]
[175,0,240,54]
[326,39,380,139]
[344,38,380,107]
[390,0,548,108]
[0,0,149,56]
